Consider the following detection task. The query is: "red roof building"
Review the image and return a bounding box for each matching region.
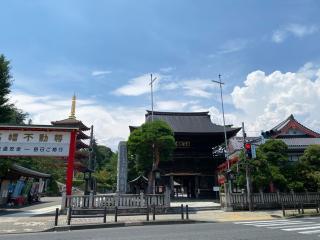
[217,114,320,184]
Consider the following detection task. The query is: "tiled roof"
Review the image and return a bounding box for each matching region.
[144,111,241,134]
[267,114,320,138]
[280,138,320,149]
[11,164,51,178]
[51,118,90,131]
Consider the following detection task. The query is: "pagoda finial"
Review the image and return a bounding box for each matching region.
[289,114,294,120]
[69,94,76,119]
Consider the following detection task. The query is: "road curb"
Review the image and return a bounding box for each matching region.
[284,213,320,219]
[48,219,207,232]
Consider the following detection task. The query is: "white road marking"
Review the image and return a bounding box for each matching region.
[282,224,320,231]
[234,220,291,224]
[243,221,305,227]
[299,229,320,234]
[267,222,315,229]
[235,219,320,237]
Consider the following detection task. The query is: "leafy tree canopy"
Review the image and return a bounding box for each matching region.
[127,120,176,175]
[92,139,114,171]
[299,145,320,191]
[0,54,28,177]
[234,139,291,192]
[93,152,117,192]
[0,54,27,124]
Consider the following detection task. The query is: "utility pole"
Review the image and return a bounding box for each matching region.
[242,122,252,211]
[212,74,231,196]
[212,74,229,169]
[149,73,157,194]
[149,74,157,122]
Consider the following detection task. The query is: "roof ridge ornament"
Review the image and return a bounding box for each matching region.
[69,94,76,120]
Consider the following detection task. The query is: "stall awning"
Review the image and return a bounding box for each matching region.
[10,164,51,178]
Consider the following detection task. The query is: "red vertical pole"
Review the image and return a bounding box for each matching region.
[66,130,77,196]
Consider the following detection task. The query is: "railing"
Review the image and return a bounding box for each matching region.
[62,191,170,210]
[220,192,320,210]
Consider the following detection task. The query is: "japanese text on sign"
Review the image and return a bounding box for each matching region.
[0,130,71,157]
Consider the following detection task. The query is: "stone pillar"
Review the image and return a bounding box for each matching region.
[140,192,145,207]
[165,186,171,207]
[61,191,66,211]
[89,191,94,208]
[117,141,128,193]
[195,176,199,199]
[169,175,174,198]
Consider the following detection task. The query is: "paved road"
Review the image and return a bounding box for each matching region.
[234,217,320,238]
[0,197,61,216]
[2,219,320,240]
[0,197,61,234]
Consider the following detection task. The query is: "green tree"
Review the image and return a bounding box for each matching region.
[0,54,13,123]
[94,152,118,192]
[92,139,114,170]
[257,139,289,191]
[233,148,270,192]
[0,54,27,177]
[299,145,320,191]
[127,120,176,193]
[234,139,291,192]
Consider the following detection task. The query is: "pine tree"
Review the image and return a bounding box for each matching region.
[0,54,13,123]
[0,54,27,123]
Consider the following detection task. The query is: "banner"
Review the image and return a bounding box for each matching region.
[0,130,71,157]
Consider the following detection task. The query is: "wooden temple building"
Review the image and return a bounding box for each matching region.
[130,111,240,198]
[262,114,320,161]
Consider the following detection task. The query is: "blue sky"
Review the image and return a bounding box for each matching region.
[2,0,320,149]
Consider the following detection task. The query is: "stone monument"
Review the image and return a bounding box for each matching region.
[117,141,128,193]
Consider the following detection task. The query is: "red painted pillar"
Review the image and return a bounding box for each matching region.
[66,130,77,196]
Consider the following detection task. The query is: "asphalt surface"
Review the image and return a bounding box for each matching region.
[3,219,320,240]
[0,197,61,216]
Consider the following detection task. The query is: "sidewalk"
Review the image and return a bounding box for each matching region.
[0,208,283,234]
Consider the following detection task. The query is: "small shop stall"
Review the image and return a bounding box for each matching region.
[0,164,51,206]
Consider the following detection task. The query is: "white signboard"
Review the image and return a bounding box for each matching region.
[213,186,220,191]
[251,145,257,159]
[0,130,71,157]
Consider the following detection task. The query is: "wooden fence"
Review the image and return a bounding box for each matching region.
[61,191,170,210]
[220,192,320,210]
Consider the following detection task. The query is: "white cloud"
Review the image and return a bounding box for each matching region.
[209,38,248,58]
[272,24,318,43]
[161,78,219,99]
[155,100,197,111]
[160,67,175,73]
[230,62,320,135]
[272,30,287,43]
[161,82,179,91]
[9,93,145,151]
[219,39,248,54]
[182,79,217,98]
[286,24,318,37]
[113,73,162,96]
[114,74,218,99]
[91,70,112,76]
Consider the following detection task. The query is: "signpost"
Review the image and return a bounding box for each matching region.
[0,125,78,196]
